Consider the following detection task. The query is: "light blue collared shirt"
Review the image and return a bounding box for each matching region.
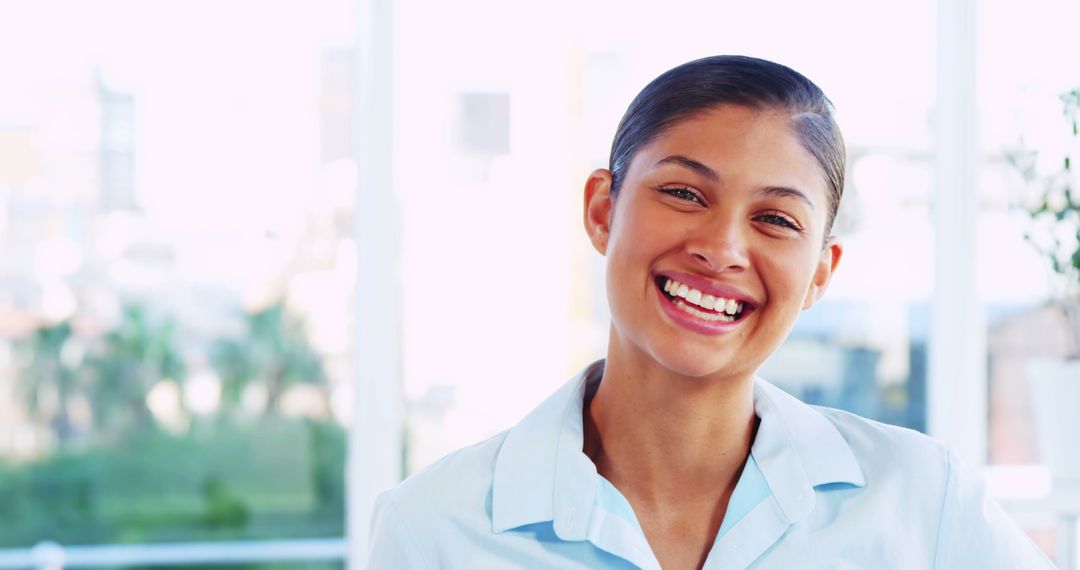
[368,360,1054,569]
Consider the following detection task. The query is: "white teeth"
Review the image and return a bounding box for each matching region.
[663,278,746,316]
[676,300,735,321]
[663,278,746,314]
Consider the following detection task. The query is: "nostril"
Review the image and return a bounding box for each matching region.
[689,244,748,272]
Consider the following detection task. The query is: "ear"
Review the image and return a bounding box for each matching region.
[583,169,615,255]
[802,237,843,310]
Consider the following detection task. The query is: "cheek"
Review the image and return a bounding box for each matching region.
[608,207,674,265]
[757,246,820,301]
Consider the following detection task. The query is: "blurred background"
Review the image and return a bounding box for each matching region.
[1,0,1078,568]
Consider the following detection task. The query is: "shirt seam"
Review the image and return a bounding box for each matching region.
[931,447,953,569]
[386,494,435,570]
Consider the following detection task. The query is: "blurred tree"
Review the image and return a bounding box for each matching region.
[201,475,250,529]
[16,321,82,442]
[307,419,345,515]
[211,300,327,416]
[88,305,186,431]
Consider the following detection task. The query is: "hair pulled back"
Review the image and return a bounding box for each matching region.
[609,55,846,235]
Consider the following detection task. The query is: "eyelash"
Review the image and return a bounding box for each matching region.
[755,211,803,232]
[660,186,803,232]
[659,186,703,203]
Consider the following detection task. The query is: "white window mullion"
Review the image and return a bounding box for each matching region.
[348,0,400,567]
[929,0,986,466]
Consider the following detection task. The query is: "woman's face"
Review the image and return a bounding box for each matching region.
[584,104,842,381]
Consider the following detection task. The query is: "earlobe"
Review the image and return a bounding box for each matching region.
[583,169,615,255]
[802,238,843,310]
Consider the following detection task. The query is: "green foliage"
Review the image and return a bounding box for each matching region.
[15,321,82,441]
[86,306,186,430]
[202,476,250,528]
[211,301,327,415]
[0,419,346,547]
[1017,88,1080,288]
[2,298,345,548]
[306,420,346,516]
[1011,87,1080,358]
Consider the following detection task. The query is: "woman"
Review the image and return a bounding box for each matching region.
[368,56,1053,569]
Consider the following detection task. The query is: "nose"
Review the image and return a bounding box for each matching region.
[685,214,750,273]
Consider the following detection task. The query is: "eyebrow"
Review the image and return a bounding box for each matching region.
[757,186,815,210]
[654,154,816,210]
[653,154,720,182]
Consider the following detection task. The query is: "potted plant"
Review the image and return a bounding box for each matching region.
[1012,87,1080,482]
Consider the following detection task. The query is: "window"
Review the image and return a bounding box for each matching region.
[0,1,356,562]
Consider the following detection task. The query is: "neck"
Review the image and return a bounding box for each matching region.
[583,332,758,510]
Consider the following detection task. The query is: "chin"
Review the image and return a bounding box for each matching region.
[647,344,746,381]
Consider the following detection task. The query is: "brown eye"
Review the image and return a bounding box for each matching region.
[756,212,803,232]
[660,186,702,204]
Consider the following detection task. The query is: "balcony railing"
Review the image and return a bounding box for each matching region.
[0,538,346,570]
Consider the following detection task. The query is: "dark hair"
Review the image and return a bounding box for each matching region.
[609,55,846,236]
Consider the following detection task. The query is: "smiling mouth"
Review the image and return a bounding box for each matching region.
[655,276,749,322]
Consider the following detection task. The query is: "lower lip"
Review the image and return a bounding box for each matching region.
[656,284,746,335]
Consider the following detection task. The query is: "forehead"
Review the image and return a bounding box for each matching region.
[629,105,828,202]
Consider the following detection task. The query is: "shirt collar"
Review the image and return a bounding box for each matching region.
[491,360,866,536]
[491,360,602,539]
[750,377,866,523]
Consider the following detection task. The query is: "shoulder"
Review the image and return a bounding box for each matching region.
[383,430,508,523]
[812,405,950,477]
[807,406,1053,568]
[367,431,509,568]
[809,405,956,515]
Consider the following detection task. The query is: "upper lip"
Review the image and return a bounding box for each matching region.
[657,270,759,309]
